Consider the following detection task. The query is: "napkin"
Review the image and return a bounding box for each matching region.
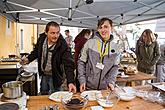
[91,106,104,110]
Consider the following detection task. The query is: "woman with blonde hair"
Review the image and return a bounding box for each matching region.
[135,29,160,76]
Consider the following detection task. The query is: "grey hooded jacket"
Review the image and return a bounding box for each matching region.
[78,32,120,90]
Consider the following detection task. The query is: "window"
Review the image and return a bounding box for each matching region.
[20,29,24,51]
[6,19,11,36]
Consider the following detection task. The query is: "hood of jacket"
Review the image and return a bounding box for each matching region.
[95,31,114,43]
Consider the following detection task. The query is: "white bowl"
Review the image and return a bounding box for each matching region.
[116,86,136,101]
[81,90,99,101]
[96,91,119,108]
[97,97,114,108]
[118,92,136,101]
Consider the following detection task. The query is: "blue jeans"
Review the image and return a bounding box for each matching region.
[40,75,62,95]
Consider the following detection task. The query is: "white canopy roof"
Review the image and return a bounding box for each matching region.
[0,0,165,28]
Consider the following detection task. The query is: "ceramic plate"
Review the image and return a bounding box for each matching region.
[49,91,73,102]
[81,90,99,101]
[21,72,33,77]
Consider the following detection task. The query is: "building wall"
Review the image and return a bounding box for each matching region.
[0,15,37,58]
[0,16,16,58]
[17,23,37,54]
[38,24,45,35]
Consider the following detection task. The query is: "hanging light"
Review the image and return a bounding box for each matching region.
[68,8,72,21]
[85,0,134,4]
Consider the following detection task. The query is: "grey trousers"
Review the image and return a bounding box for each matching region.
[155,64,165,82]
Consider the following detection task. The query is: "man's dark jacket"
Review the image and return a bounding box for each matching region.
[27,33,75,88]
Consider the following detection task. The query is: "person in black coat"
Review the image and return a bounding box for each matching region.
[20,21,76,94]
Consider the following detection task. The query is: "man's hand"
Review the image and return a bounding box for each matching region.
[68,83,77,93]
[107,83,114,91]
[20,57,29,65]
[80,83,86,92]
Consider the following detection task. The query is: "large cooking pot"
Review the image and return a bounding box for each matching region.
[2,81,23,99]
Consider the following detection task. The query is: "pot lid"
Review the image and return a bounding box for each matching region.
[0,103,19,110]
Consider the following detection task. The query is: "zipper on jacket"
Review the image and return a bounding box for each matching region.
[97,70,102,90]
[97,42,107,90]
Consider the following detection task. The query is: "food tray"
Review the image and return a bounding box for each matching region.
[149,82,165,92]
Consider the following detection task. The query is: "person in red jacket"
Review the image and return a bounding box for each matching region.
[74,29,91,91]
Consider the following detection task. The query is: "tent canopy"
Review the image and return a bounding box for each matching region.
[0,0,165,28]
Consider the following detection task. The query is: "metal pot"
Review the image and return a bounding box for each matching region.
[2,81,23,99]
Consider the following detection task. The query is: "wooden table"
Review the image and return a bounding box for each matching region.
[27,86,164,110]
[117,71,156,86]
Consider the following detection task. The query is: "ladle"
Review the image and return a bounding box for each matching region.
[106,91,113,104]
[115,84,126,93]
